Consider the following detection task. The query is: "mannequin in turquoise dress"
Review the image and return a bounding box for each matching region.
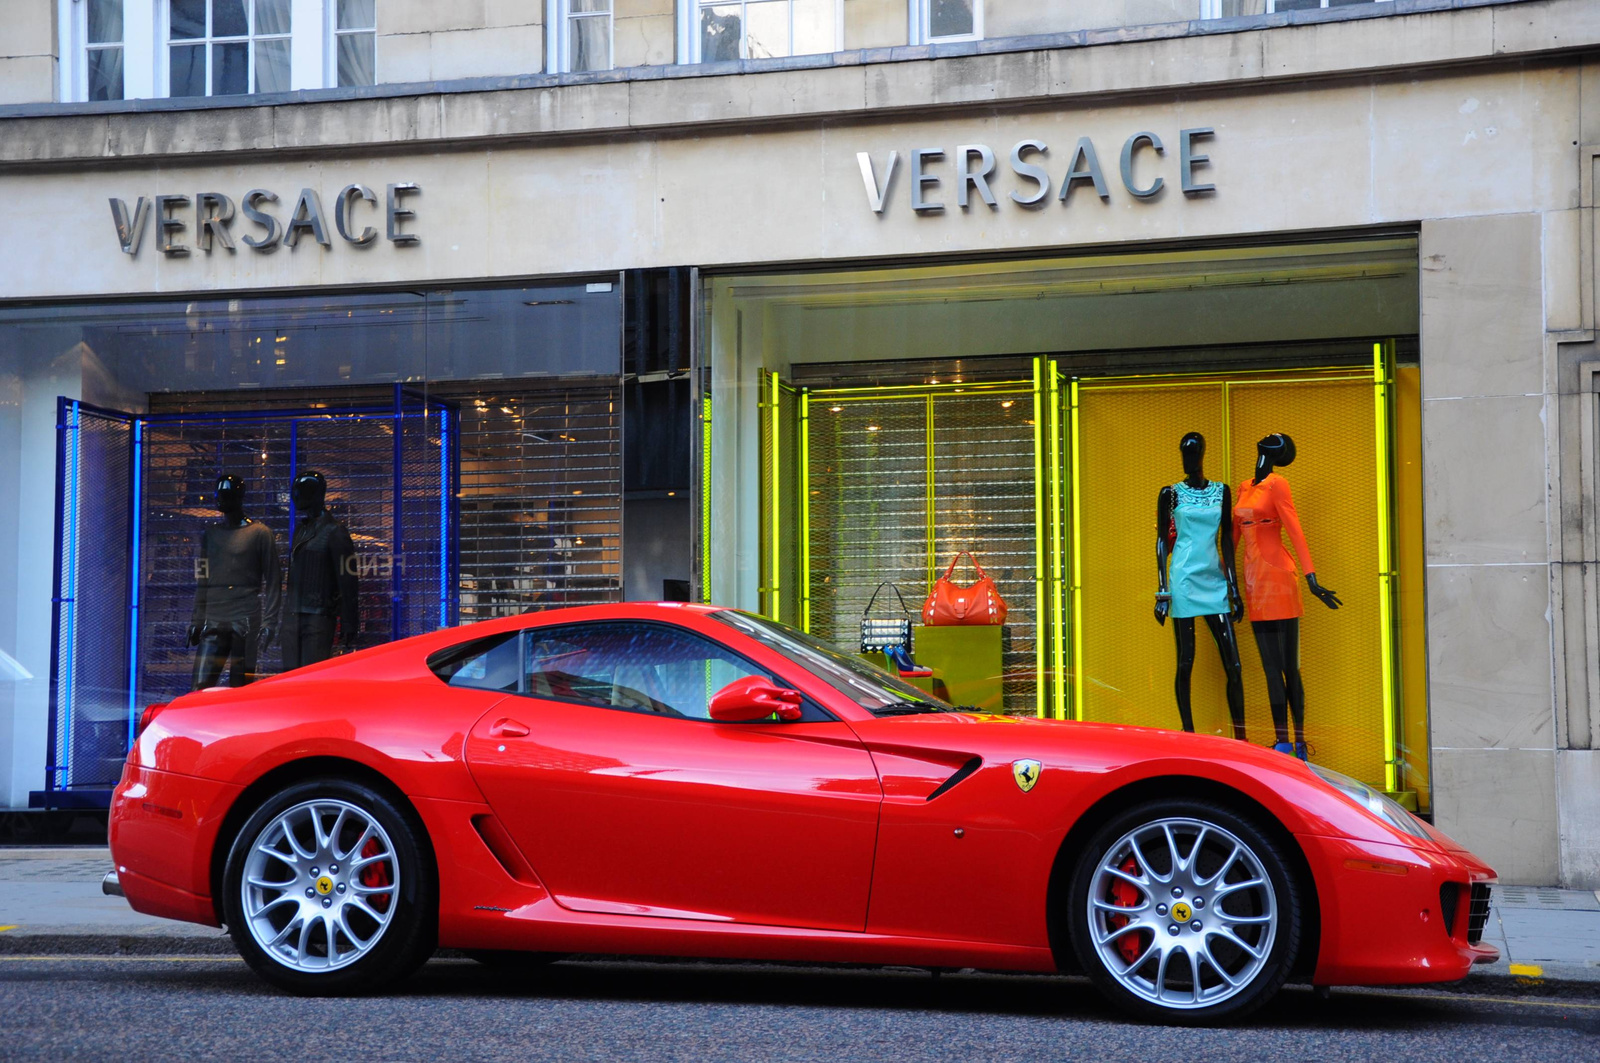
[1155,432,1248,738]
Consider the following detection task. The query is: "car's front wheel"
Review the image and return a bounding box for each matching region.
[222,777,436,995]
[1068,798,1301,1024]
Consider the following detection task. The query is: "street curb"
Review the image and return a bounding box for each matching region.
[0,934,1596,998]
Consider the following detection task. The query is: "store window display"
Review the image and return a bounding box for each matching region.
[282,471,360,671]
[1154,432,1246,739]
[188,474,280,690]
[1233,433,1342,760]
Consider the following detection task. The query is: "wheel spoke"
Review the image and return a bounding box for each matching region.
[1200,843,1241,888]
[1094,919,1145,947]
[1102,864,1149,892]
[283,817,317,861]
[1161,823,1182,876]
[1220,912,1274,925]
[1214,877,1266,898]
[1197,940,1242,987]
[324,913,341,964]
[1153,945,1172,999]
[1093,895,1149,914]
[267,915,303,949]
[1120,938,1157,976]
[248,893,299,919]
[350,849,389,872]
[296,913,317,962]
[1129,835,1168,884]
[1185,826,1209,875]
[340,823,374,863]
[351,880,395,896]
[1211,926,1267,960]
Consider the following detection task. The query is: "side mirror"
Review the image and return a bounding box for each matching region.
[709,676,804,723]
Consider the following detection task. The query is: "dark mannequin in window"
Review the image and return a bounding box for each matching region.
[187,475,281,690]
[282,471,360,670]
[1233,433,1342,760]
[1155,433,1247,739]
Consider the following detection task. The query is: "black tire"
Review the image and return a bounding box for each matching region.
[222,777,437,995]
[1067,798,1301,1025]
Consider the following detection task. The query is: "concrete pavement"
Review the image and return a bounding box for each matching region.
[3,847,1598,988]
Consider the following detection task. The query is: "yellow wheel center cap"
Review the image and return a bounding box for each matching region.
[1172,901,1193,923]
[315,875,334,895]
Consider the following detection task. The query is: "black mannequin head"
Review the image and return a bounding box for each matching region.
[1254,433,1297,481]
[291,470,327,518]
[214,475,246,523]
[1179,432,1206,481]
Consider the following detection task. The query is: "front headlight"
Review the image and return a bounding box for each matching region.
[1309,763,1431,841]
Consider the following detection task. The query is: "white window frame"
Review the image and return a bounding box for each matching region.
[546,0,615,74]
[676,0,844,65]
[909,0,982,46]
[324,0,375,86]
[61,0,129,101]
[159,0,294,97]
[1202,0,1392,15]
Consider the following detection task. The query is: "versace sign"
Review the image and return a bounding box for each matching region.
[108,183,421,256]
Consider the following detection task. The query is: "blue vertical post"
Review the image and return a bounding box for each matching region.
[125,418,144,752]
[45,399,71,801]
[438,406,448,631]
[391,386,404,640]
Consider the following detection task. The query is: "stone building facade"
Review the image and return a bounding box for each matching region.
[1,0,1598,890]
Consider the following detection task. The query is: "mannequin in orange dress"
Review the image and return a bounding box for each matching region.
[1233,434,1341,760]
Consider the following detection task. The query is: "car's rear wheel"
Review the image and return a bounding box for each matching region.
[1068,798,1301,1025]
[223,777,435,995]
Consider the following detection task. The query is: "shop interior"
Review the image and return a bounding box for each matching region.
[705,235,1429,807]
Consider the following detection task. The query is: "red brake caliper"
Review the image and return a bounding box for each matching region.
[359,837,392,912]
[1107,856,1144,964]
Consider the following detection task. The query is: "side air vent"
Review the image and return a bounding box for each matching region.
[1467,884,1492,945]
[471,813,540,886]
[927,757,983,801]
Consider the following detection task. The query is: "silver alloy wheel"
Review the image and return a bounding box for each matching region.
[1086,816,1278,1010]
[240,798,400,973]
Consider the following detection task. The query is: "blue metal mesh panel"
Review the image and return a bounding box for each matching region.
[50,403,134,792]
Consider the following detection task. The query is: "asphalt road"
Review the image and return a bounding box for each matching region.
[1,955,1596,1062]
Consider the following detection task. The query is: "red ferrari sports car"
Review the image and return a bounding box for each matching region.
[109,603,1497,1023]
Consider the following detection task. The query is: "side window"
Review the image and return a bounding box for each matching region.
[428,632,522,692]
[523,622,773,720]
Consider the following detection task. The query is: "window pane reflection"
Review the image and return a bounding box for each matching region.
[169,43,205,95]
[254,0,292,35]
[337,0,375,29]
[570,17,611,72]
[170,0,206,39]
[701,5,741,62]
[212,40,248,94]
[255,37,290,92]
[87,48,125,101]
[929,0,974,38]
[213,0,248,37]
[337,32,375,86]
[743,1,788,60]
[88,0,124,44]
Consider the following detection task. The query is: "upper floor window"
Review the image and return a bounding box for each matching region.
[551,0,613,73]
[914,0,981,44]
[689,0,838,63]
[167,0,292,97]
[73,0,127,100]
[332,0,375,86]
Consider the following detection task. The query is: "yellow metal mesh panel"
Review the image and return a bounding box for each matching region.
[807,398,929,649]
[758,378,803,626]
[1393,366,1430,811]
[1076,370,1391,789]
[1076,382,1229,730]
[932,392,1039,713]
[1227,376,1384,786]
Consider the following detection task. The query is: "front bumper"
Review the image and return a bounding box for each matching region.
[1302,833,1498,986]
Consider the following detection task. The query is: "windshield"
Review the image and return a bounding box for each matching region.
[713,610,953,717]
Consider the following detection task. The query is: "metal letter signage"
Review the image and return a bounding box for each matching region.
[859,129,1216,214]
[109,182,421,257]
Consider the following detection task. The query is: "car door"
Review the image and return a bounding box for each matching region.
[462,620,883,932]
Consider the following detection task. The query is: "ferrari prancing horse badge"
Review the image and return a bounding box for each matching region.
[1012,759,1041,793]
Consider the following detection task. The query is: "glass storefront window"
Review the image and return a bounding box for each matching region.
[704,238,1430,808]
[0,281,623,800]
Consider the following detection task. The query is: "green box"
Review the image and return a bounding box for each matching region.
[862,625,1005,713]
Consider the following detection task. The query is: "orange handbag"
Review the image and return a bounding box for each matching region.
[922,551,1008,626]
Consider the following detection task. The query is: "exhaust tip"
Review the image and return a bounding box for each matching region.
[101,870,123,897]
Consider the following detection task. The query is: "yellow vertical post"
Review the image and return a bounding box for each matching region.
[799,390,811,632]
[1070,378,1084,723]
[769,371,781,622]
[701,394,713,603]
[1032,358,1047,718]
[1047,363,1065,719]
[926,394,937,593]
[1373,343,1398,793]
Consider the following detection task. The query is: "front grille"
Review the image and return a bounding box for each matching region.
[1467,883,1492,945]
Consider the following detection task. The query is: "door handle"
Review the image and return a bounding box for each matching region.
[488,717,530,738]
